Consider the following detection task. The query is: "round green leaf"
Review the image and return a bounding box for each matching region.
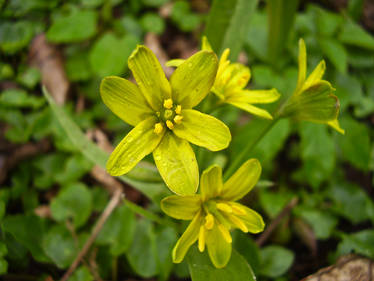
[260,245,294,278]
[50,182,93,228]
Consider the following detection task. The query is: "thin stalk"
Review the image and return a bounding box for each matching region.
[223,117,279,180]
[123,199,178,229]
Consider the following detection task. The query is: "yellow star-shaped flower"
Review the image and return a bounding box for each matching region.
[100,45,231,195]
[161,159,265,268]
[167,37,281,119]
[282,39,344,134]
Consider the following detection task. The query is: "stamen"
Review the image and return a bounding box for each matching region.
[216,203,232,213]
[175,105,182,114]
[218,224,232,243]
[198,226,205,252]
[163,98,173,109]
[204,213,214,230]
[229,215,248,233]
[154,123,163,134]
[174,115,183,124]
[166,120,174,130]
[231,204,246,216]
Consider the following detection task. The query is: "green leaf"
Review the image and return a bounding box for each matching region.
[0,242,8,257]
[42,225,77,268]
[187,246,256,281]
[140,13,165,35]
[142,0,168,7]
[16,67,41,88]
[338,19,374,50]
[96,204,136,256]
[259,245,294,278]
[0,259,8,274]
[328,182,374,224]
[89,33,138,77]
[126,219,158,278]
[232,232,260,275]
[205,0,259,60]
[0,21,34,54]
[337,230,374,259]
[312,5,343,37]
[319,38,347,73]
[33,153,66,189]
[296,123,335,188]
[50,182,93,228]
[3,0,58,17]
[69,266,94,281]
[0,88,44,108]
[3,214,48,262]
[245,12,268,62]
[232,119,290,168]
[267,0,299,62]
[43,88,166,202]
[66,52,92,82]
[0,201,5,222]
[296,208,338,239]
[55,154,93,185]
[338,116,370,171]
[155,226,178,281]
[47,10,97,43]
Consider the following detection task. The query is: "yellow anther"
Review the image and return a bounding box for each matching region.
[174,115,183,124]
[198,226,205,252]
[204,214,214,230]
[154,123,163,134]
[218,224,232,243]
[175,105,182,114]
[216,203,232,213]
[229,215,248,233]
[163,98,173,109]
[231,204,246,216]
[166,120,174,130]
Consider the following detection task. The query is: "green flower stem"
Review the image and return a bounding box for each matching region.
[223,117,280,180]
[123,199,178,229]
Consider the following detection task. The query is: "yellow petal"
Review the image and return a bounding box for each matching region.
[328,119,345,135]
[205,223,232,268]
[171,50,218,108]
[302,60,326,91]
[227,89,280,104]
[295,38,307,94]
[200,165,223,201]
[221,159,262,201]
[172,211,202,263]
[153,133,199,195]
[230,202,265,233]
[161,195,201,220]
[227,101,273,120]
[128,45,171,111]
[106,116,163,176]
[224,63,251,91]
[100,76,153,126]
[166,59,185,68]
[201,36,213,51]
[172,109,231,151]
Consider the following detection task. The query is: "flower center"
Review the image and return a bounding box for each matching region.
[154,98,183,134]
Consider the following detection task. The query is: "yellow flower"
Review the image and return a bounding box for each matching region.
[282,39,344,134]
[167,37,281,119]
[161,159,265,268]
[100,45,231,195]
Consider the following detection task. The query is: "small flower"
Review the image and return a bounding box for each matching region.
[282,39,344,134]
[100,45,231,195]
[168,37,281,119]
[161,159,265,268]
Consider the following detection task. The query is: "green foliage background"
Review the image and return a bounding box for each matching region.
[0,0,373,280]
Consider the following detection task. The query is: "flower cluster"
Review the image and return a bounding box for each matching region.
[100,37,343,268]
